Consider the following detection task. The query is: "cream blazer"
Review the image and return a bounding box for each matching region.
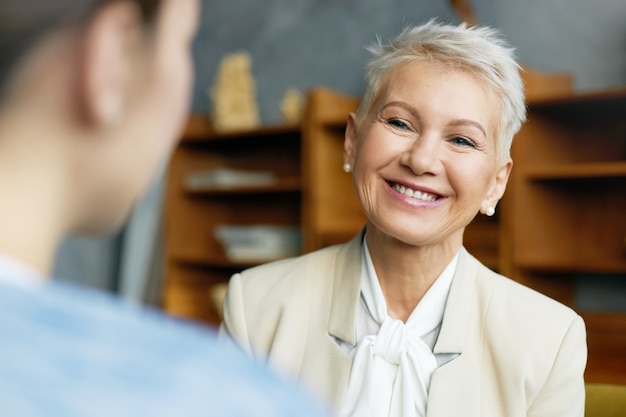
[220,232,587,417]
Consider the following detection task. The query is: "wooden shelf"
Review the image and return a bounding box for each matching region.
[525,161,626,180]
[582,312,626,384]
[184,177,301,195]
[515,259,626,274]
[164,116,303,326]
[464,217,500,271]
[301,88,365,253]
[528,86,626,108]
[505,86,626,384]
[173,255,285,270]
[182,114,299,142]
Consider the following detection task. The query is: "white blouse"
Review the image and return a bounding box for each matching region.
[338,239,459,417]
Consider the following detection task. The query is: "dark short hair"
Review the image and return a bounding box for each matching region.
[0,0,161,96]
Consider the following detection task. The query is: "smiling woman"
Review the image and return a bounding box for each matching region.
[220,20,588,417]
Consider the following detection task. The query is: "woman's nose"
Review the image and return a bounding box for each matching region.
[400,134,443,175]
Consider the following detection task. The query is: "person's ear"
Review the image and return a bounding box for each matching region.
[80,0,143,127]
[481,159,512,215]
[344,112,359,171]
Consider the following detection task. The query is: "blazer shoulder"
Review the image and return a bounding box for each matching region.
[488,266,578,322]
[459,251,576,321]
[473,260,583,349]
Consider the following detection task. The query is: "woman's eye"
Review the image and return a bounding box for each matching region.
[451,136,476,148]
[388,118,410,130]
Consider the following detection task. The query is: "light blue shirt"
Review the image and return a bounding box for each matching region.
[0,256,330,417]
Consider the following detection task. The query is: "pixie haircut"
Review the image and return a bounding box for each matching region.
[357,20,527,163]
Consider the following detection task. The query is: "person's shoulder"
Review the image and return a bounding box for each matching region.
[0,278,222,363]
[488,266,577,321]
[0,280,331,417]
[470,256,581,340]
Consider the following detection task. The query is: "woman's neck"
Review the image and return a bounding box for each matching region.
[365,227,462,322]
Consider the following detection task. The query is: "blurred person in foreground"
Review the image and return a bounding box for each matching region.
[0,1,330,416]
[220,20,587,417]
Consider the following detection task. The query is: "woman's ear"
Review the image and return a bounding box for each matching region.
[344,112,358,168]
[80,0,143,127]
[481,159,512,214]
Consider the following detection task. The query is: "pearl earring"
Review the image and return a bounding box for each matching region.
[485,206,495,217]
[343,163,352,173]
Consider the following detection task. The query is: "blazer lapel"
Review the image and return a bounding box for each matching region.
[323,231,364,410]
[433,248,476,354]
[327,231,363,345]
[427,248,482,416]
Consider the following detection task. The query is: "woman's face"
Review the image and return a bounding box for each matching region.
[345,61,511,249]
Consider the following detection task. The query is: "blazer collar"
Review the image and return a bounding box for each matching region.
[428,249,484,416]
[433,247,478,354]
[327,231,479,354]
[327,231,364,346]
[324,238,484,413]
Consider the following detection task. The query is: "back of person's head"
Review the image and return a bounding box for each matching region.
[0,0,198,236]
[356,19,526,163]
[0,0,160,100]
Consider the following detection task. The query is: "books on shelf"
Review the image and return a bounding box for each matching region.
[214,225,301,263]
[184,168,276,190]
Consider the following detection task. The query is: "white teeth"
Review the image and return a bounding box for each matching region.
[392,183,437,202]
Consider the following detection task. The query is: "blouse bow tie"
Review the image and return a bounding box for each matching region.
[340,316,438,417]
[340,240,456,417]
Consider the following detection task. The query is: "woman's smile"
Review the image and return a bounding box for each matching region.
[388,181,441,202]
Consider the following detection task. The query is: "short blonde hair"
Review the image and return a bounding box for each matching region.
[357,20,527,163]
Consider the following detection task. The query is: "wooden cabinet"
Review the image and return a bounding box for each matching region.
[502,87,626,383]
[163,116,302,325]
[301,88,364,252]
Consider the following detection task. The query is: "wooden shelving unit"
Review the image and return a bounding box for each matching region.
[300,88,364,252]
[502,87,626,383]
[163,117,302,325]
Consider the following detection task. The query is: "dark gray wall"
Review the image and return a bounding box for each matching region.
[191,0,457,121]
[474,0,626,91]
[191,0,626,120]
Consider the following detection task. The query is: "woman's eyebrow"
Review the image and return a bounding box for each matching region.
[448,119,487,138]
[380,101,420,119]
